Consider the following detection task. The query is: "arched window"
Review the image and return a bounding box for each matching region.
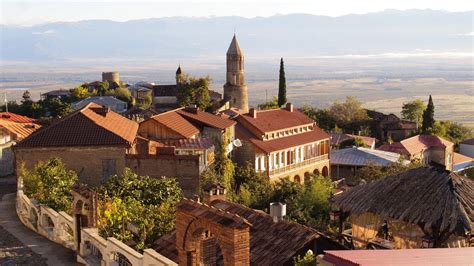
[322,166,329,177]
[294,175,301,183]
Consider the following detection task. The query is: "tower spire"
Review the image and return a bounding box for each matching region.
[223,34,248,112]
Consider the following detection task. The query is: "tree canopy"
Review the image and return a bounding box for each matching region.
[278,58,287,107]
[177,75,212,109]
[21,158,78,212]
[401,99,426,127]
[258,96,279,110]
[98,168,183,250]
[422,95,435,133]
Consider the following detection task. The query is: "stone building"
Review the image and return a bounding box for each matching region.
[13,103,138,186]
[223,34,249,113]
[233,103,331,183]
[367,110,417,142]
[378,134,454,171]
[333,167,473,249]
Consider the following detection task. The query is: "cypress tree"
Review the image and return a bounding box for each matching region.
[422,95,435,133]
[278,58,287,107]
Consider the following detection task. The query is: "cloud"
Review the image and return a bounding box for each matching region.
[32,30,55,35]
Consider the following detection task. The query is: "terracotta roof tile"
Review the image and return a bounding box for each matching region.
[378,135,454,156]
[0,120,41,140]
[0,112,36,123]
[236,123,330,154]
[237,108,314,134]
[15,103,138,148]
[153,199,322,265]
[146,110,199,138]
[324,248,474,266]
[177,108,236,130]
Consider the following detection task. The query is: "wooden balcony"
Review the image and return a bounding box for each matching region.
[267,154,329,177]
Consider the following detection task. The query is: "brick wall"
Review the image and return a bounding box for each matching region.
[14,146,127,186]
[125,155,200,197]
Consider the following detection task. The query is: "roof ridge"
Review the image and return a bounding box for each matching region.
[81,108,135,145]
[183,198,252,227]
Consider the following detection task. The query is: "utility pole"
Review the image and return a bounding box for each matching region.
[4,93,8,112]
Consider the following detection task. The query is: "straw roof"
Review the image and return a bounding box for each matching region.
[334,167,473,234]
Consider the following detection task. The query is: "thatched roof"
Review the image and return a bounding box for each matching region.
[334,167,473,234]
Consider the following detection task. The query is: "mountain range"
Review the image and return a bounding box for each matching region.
[1,9,472,61]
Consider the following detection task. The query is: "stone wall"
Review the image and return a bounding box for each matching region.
[16,185,176,266]
[14,146,127,186]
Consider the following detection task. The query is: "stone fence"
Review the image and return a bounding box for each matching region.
[16,188,176,266]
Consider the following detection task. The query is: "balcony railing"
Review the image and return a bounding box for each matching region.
[267,154,329,176]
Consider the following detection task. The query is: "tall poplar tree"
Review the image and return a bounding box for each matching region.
[422,95,435,133]
[278,58,287,107]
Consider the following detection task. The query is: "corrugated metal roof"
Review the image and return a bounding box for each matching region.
[330,147,405,167]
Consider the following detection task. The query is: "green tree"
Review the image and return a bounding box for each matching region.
[98,168,183,250]
[422,95,435,133]
[177,75,212,109]
[21,158,78,212]
[21,90,32,103]
[300,105,336,132]
[46,97,73,118]
[278,58,287,107]
[258,96,279,110]
[401,99,426,127]
[105,87,132,105]
[329,96,369,129]
[293,250,316,266]
[234,162,273,209]
[71,86,90,101]
[97,81,109,96]
[339,137,369,149]
[213,136,235,193]
[439,120,473,144]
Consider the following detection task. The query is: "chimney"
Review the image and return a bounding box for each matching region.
[269,202,286,223]
[185,105,199,114]
[249,108,257,118]
[203,183,226,204]
[285,103,294,112]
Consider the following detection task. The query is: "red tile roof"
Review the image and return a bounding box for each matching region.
[378,135,453,156]
[0,112,36,123]
[236,123,329,154]
[0,120,41,140]
[160,138,214,150]
[177,108,236,130]
[237,108,314,134]
[15,103,138,148]
[146,110,200,138]
[323,248,474,266]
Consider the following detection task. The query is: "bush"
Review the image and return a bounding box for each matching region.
[21,158,78,212]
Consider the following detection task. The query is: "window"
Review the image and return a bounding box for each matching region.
[102,159,117,179]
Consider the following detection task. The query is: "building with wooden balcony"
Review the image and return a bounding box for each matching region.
[233,103,331,183]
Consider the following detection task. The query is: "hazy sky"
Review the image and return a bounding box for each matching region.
[2,0,474,26]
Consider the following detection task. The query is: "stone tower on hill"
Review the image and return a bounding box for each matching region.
[223,34,249,112]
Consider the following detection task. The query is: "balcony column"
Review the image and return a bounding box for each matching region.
[255,157,259,171]
[268,154,272,170]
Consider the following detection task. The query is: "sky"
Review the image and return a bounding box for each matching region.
[1,0,474,26]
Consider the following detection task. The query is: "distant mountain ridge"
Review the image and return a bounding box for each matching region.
[1,9,472,61]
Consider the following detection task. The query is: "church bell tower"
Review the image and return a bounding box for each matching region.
[223,34,249,112]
